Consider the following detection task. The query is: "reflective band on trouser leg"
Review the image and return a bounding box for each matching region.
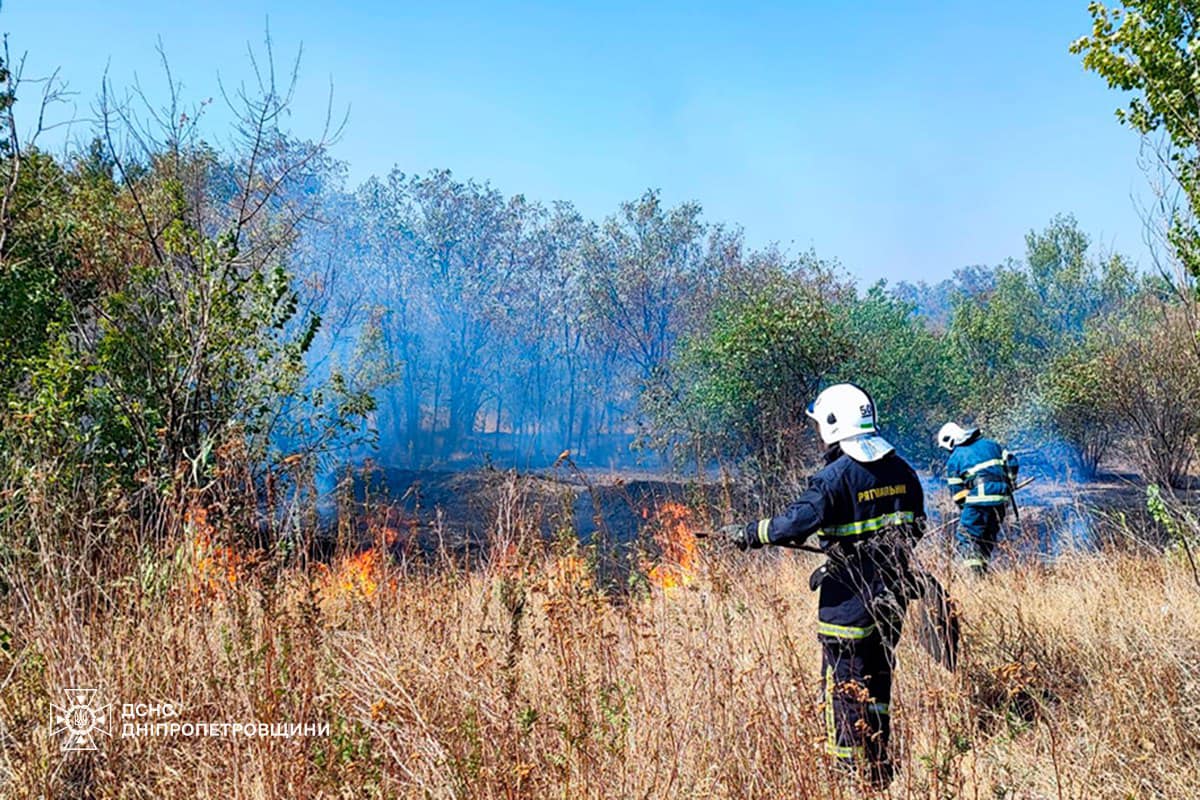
[818,622,877,639]
[825,664,835,753]
[824,665,865,760]
[824,511,916,537]
[827,743,865,759]
[756,518,770,545]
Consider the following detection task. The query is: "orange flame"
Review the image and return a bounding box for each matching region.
[646,501,699,590]
[328,548,384,598]
[187,505,248,599]
[318,517,405,605]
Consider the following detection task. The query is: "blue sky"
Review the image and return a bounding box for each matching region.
[3,1,1150,283]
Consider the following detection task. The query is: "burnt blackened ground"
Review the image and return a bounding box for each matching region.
[922,464,1162,566]
[319,460,1164,582]
[324,466,725,587]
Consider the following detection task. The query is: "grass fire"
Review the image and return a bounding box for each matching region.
[4,2,1200,798]
[644,501,700,590]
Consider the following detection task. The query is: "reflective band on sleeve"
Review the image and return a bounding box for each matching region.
[946,476,964,486]
[818,621,877,639]
[823,510,915,537]
[756,518,771,545]
[953,489,969,502]
[964,458,1004,477]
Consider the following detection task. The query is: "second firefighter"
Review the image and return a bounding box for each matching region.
[936,422,1019,574]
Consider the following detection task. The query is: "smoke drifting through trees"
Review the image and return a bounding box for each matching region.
[320,174,774,468]
[307,155,1154,484]
[3,31,1193,493]
[292,143,1167,485]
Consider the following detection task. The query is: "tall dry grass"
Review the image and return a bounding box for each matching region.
[1,484,1197,799]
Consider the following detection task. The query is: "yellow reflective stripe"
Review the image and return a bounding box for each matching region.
[824,510,915,537]
[965,481,1008,504]
[952,489,969,502]
[826,742,864,760]
[965,494,1007,504]
[756,518,771,545]
[963,557,988,568]
[818,621,877,639]
[825,665,836,752]
[964,458,1004,477]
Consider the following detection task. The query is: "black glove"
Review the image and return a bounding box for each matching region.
[809,564,828,591]
[718,522,750,551]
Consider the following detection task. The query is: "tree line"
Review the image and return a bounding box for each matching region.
[5,0,1200,559]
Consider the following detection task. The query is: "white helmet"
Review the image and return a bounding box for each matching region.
[807,384,894,462]
[936,422,978,451]
[806,383,876,444]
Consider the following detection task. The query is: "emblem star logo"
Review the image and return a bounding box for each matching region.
[50,688,111,751]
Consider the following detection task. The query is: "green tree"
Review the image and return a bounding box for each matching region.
[1040,341,1121,478]
[0,151,75,396]
[583,190,709,383]
[1072,4,1200,482]
[0,44,373,549]
[947,216,1136,456]
[1093,299,1200,485]
[836,283,953,467]
[643,255,849,479]
[1073,0,1200,277]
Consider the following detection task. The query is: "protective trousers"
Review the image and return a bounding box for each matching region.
[820,622,899,787]
[956,505,1005,572]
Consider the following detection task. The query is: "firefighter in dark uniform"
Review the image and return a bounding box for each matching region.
[936,422,1019,574]
[721,383,926,788]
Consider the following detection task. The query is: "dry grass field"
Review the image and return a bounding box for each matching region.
[1,481,1197,799]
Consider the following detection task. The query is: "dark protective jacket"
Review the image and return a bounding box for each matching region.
[944,434,1018,508]
[743,446,926,634]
